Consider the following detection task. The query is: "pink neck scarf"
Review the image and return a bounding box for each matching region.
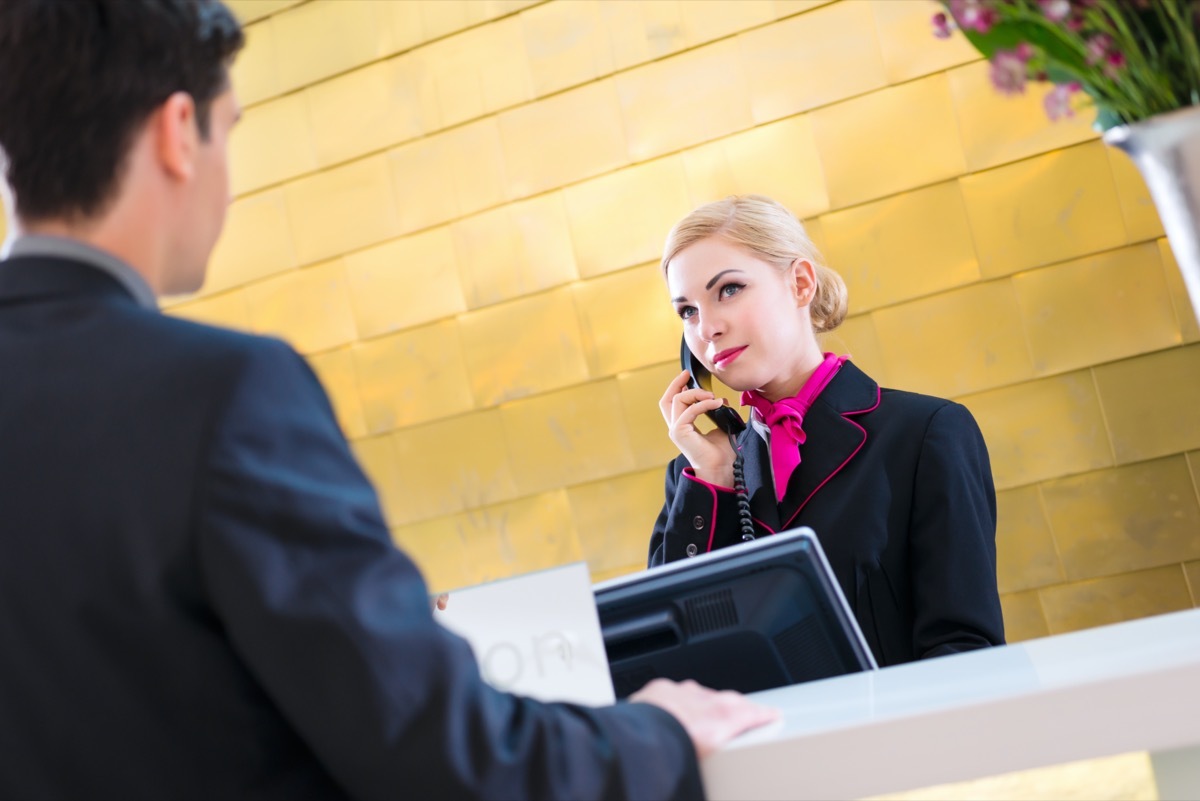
[741,353,847,503]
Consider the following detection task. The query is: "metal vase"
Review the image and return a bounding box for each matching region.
[1104,105,1200,326]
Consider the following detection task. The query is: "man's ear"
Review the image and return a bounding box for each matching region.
[154,92,199,182]
[790,258,817,306]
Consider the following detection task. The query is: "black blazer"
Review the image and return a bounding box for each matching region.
[649,360,1004,667]
[0,255,701,801]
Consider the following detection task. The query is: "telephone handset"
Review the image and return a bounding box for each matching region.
[680,338,746,435]
[680,337,755,543]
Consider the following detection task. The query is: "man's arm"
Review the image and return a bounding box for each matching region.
[195,337,771,800]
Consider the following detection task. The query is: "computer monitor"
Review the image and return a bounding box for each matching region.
[593,527,877,698]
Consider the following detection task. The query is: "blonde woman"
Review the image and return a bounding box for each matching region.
[651,195,1004,666]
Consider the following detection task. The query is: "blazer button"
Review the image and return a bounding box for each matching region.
[685,543,698,557]
[692,515,705,530]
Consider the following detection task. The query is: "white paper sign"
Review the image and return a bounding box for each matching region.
[434,562,616,706]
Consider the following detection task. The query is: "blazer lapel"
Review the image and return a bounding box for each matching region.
[777,361,880,531]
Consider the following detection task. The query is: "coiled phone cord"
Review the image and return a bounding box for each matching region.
[728,431,756,542]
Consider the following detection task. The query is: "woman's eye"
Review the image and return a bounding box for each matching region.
[677,306,696,320]
[719,283,744,299]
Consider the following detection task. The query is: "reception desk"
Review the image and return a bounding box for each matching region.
[703,607,1200,800]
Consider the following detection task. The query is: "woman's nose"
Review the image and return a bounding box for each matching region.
[696,313,724,343]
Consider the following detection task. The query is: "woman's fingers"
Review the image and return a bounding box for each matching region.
[659,370,694,423]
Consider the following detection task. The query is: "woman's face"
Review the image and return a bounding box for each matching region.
[666,235,818,400]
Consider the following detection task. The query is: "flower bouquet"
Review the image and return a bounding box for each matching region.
[935,0,1200,324]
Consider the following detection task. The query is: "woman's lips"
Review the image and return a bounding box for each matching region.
[712,346,747,368]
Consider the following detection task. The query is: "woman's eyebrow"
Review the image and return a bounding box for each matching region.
[705,269,744,290]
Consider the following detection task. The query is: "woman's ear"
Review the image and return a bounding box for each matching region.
[790,258,817,307]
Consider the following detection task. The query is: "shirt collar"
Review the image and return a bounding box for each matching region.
[7,235,158,310]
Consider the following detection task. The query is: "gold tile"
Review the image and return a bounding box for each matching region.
[592,563,644,584]
[568,468,665,576]
[344,226,466,340]
[739,2,887,126]
[204,189,297,294]
[1159,238,1200,344]
[497,78,629,200]
[520,0,614,97]
[1041,456,1200,581]
[773,0,837,17]
[439,118,509,218]
[812,73,966,209]
[959,142,1128,278]
[958,371,1114,490]
[678,0,775,47]
[284,155,401,266]
[391,515,473,593]
[1014,244,1180,375]
[400,490,581,589]
[457,287,590,407]
[383,0,428,54]
[225,0,302,26]
[873,281,1034,398]
[1107,146,1166,242]
[304,56,436,169]
[349,434,405,528]
[387,137,461,236]
[599,1,687,73]
[167,291,251,333]
[871,0,979,84]
[617,361,687,471]
[820,181,979,313]
[307,347,368,440]
[352,320,475,433]
[272,0,397,95]
[229,93,317,197]
[999,590,1049,643]
[995,485,1065,593]
[1185,560,1200,606]
[572,263,680,379]
[616,39,753,163]
[418,0,537,42]
[718,115,830,219]
[387,409,518,525]
[803,215,827,258]
[680,139,737,207]
[229,20,279,107]
[452,194,579,310]
[819,313,889,388]
[425,18,534,129]
[500,380,637,496]
[1092,344,1200,464]
[243,260,358,355]
[564,156,694,279]
[948,61,1098,173]
[1039,565,1193,634]
[448,490,583,583]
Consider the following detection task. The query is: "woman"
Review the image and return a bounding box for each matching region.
[650,195,1004,666]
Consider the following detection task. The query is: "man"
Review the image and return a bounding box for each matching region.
[0,2,775,799]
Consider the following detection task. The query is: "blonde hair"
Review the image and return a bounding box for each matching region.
[661,195,848,334]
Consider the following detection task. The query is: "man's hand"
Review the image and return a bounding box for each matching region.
[630,678,779,759]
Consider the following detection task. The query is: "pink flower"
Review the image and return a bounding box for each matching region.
[950,0,998,34]
[1105,49,1127,76]
[989,49,1028,95]
[1043,82,1080,121]
[1015,42,1035,61]
[1065,15,1084,32]
[1039,0,1072,21]
[1086,34,1111,65]
[932,11,954,39]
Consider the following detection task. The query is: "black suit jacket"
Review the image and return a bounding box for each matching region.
[649,360,1005,666]
[0,255,702,801]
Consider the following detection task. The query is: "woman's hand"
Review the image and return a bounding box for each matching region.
[660,369,737,488]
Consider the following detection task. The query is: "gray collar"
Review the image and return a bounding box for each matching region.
[7,235,158,310]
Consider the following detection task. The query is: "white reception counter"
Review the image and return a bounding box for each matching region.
[702,607,1200,800]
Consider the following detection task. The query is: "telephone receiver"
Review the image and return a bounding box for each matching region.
[681,337,746,436]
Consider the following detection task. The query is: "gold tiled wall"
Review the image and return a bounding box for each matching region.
[165,0,1199,638]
